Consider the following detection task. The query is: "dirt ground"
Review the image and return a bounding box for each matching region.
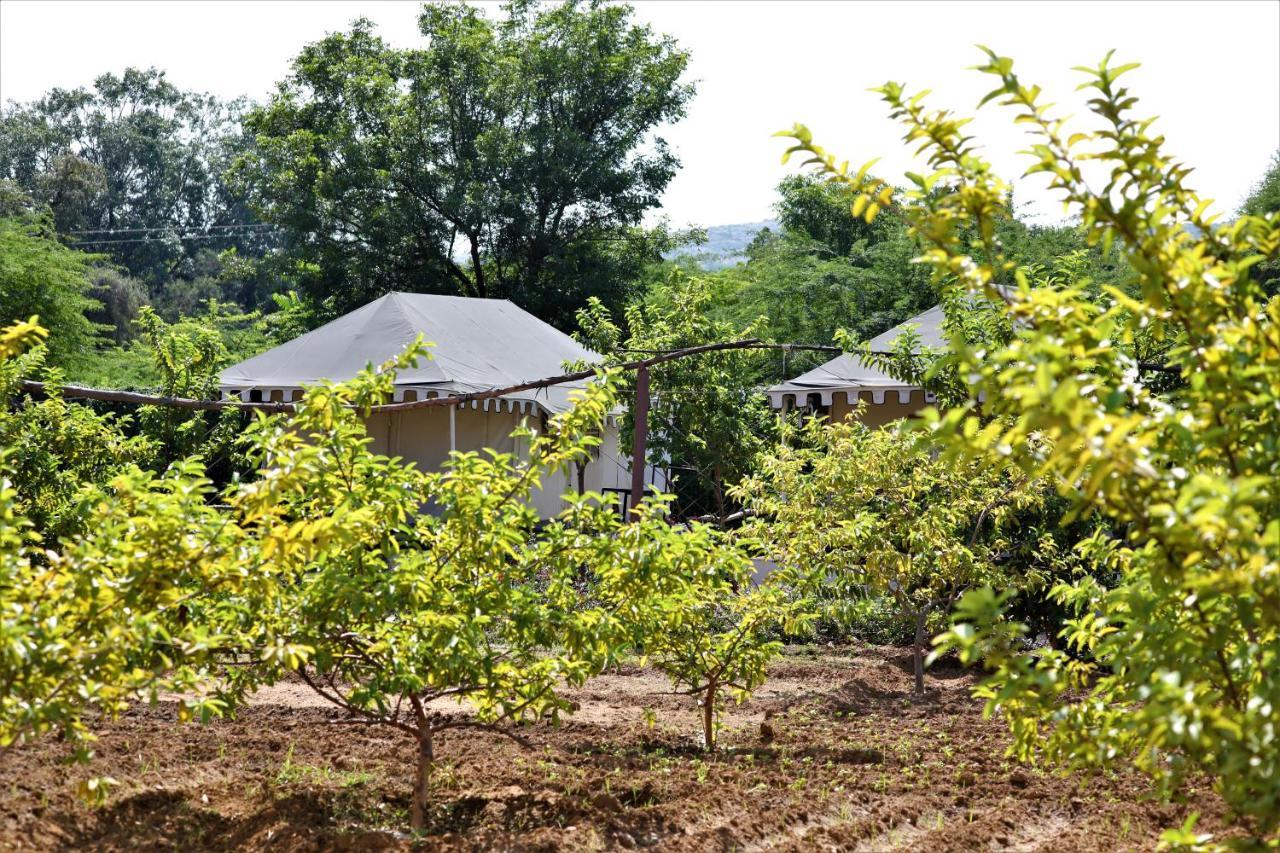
[0,646,1244,851]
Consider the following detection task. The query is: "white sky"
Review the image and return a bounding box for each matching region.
[2,0,1277,227]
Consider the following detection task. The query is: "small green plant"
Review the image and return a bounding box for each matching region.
[1157,814,1214,852]
[588,500,813,752]
[274,742,298,785]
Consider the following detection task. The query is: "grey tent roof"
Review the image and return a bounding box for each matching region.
[219,293,600,413]
[766,290,1015,405]
[766,303,946,404]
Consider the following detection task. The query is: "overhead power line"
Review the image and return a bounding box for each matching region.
[69,232,281,247]
[65,223,280,235]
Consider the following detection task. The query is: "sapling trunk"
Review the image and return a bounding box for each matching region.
[912,608,928,696]
[410,729,435,831]
[702,679,718,752]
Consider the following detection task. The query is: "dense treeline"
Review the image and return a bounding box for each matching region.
[1,0,699,368]
[1,0,1275,545]
[0,68,272,323]
[2,0,1273,530]
[1,0,1275,391]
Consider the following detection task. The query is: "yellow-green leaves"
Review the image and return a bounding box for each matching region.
[0,318,45,360]
[592,512,798,751]
[780,48,1280,833]
[779,125,896,224]
[736,416,1046,697]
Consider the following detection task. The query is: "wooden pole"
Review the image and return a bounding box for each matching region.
[629,363,650,520]
[15,380,297,413]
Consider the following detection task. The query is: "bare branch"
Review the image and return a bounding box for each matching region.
[432,720,535,750]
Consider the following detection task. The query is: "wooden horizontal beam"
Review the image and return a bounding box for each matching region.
[14,337,1178,413]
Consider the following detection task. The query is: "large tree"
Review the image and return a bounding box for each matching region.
[700,175,935,381]
[231,0,693,324]
[0,68,268,300]
[0,212,101,365]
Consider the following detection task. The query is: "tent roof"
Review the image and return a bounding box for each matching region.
[219,293,600,413]
[767,289,1015,405]
[766,303,945,401]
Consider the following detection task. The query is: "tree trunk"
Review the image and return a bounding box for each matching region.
[702,680,718,752]
[713,465,726,530]
[469,236,485,298]
[913,608,928,697]
[410,729,435,831]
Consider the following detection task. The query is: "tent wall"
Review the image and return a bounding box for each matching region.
[363,407,633,517]
[832,390,929,427]
[524,419,633,515]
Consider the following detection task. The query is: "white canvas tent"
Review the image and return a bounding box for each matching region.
[766,304,946,426]
[219,292,653,516]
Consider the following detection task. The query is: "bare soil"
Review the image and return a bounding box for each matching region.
[0,646,1243,851]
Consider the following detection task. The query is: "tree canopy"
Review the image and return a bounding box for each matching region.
[0,68,266,294]
[1241,149,1280,296]
[0,213,101,365]
[231,0,693,325]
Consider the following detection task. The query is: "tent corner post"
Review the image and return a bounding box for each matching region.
[628,363,650,520]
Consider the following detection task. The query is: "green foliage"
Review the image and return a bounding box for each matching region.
[0,320,238,768]
[0,214,102,365]
[576,274,775,521]
[774,173,890,258]
[208,347,780,825]
[1240,150,1280,297]
[1,458,245,752]
[851,284,1012,409]
[71,302,272,393]
[0,344,155,543]
[259,290,320,345]
[1241,150,1280,218]
[231,0,693,325]
[698,175,936,382]
[737,418,1049,694]
[0,68,267,293]
[3,314,776,828]
[212,342,613,827]
[782,49,1280,835]
[648,579,798,753]
[134,306,227,399]
[127,306,249,473]
[88,267,148,345]
[830,594,919,647]
[594,510,805,751]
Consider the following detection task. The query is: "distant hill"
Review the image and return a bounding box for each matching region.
[665,220,778,271]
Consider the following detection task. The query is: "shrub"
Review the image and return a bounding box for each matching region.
[737,416,1047,694]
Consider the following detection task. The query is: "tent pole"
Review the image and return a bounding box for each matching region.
[449,403,456,453]
[629,364,650,520]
